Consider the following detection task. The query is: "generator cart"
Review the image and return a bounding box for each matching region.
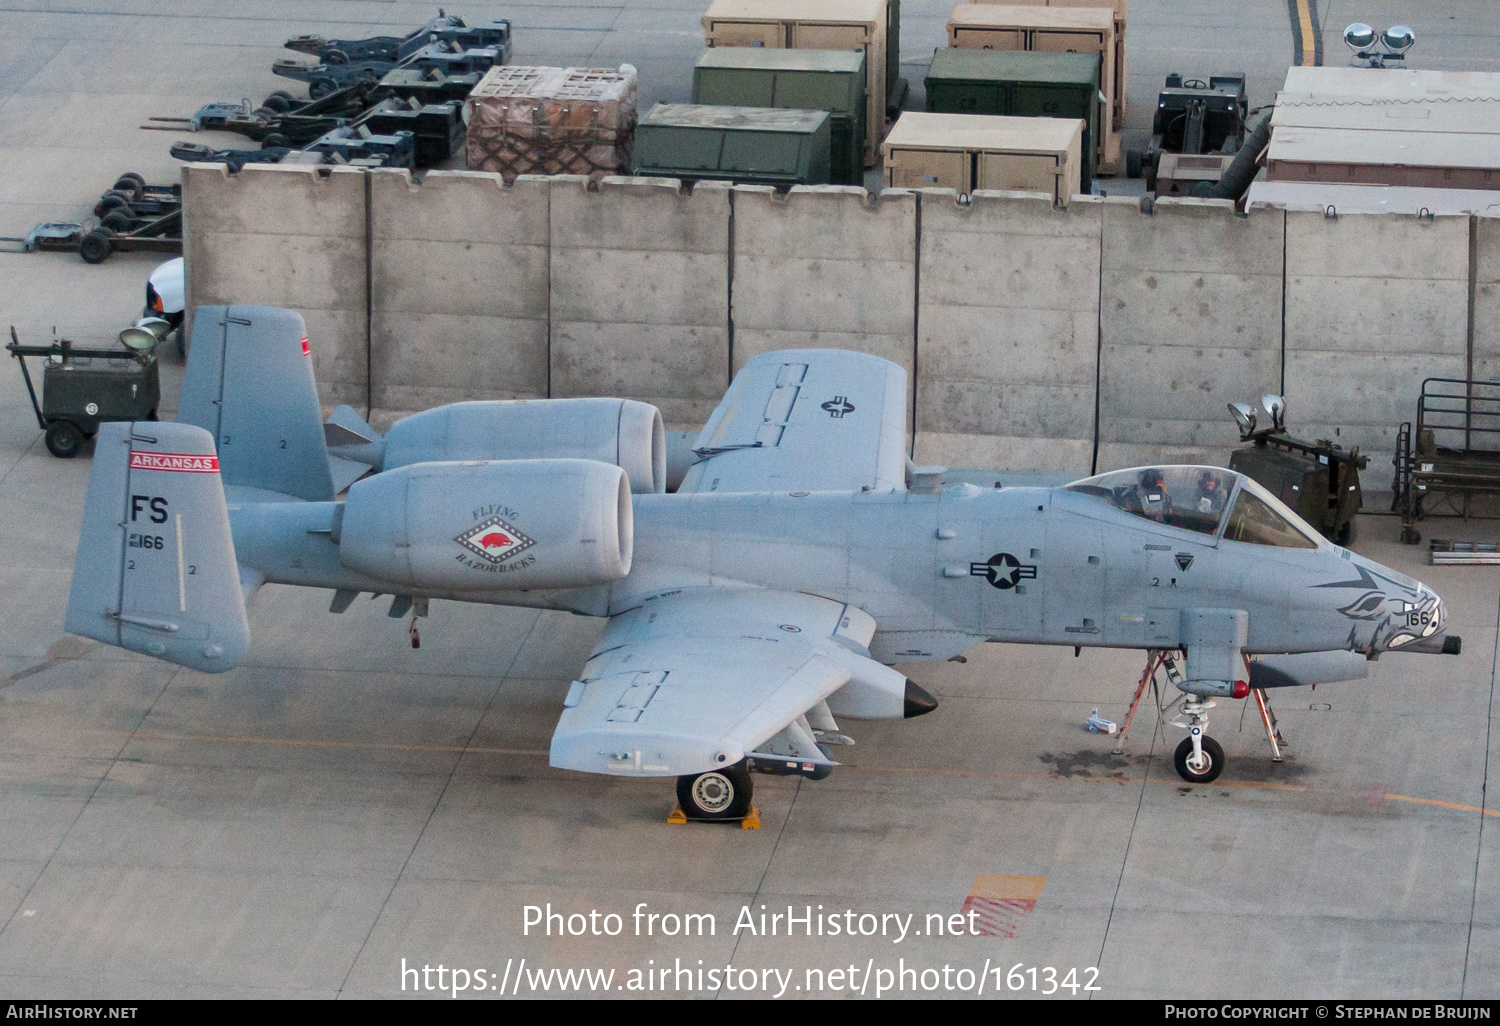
[1227,395,1365,544]
[6,325,162,458]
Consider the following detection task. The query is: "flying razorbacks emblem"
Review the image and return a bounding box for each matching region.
[456,514,535,565]
[970,552,1038,590]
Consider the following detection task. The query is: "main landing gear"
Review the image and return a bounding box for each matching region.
[676,762,754,821]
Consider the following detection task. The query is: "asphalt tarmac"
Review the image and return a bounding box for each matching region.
[1,0,1497,1000]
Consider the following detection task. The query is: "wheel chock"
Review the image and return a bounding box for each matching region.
[665,804,761,829]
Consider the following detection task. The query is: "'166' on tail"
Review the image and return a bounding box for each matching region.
[65,421,250,672]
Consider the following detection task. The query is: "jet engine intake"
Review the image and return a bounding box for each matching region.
[338,459,632,591]
[381,399,666,494]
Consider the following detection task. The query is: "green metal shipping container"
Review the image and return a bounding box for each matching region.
[692,49,866,186]
[924,48,1100,188]
[631,103,832,187]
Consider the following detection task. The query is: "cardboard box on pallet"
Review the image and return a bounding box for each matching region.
[464,64,638,181]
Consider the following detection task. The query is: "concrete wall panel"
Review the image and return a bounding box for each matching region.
[1097,197,1285,471]
[731,186,916,396]
[550,177,730,426]
[183,163,367,407]
[1285,211,1469,471]
[914,190,1102,475]
[1468,213,1500,383]
[369,171,550,412]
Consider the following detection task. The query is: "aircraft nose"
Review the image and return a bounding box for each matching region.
[1382,584,1446,650]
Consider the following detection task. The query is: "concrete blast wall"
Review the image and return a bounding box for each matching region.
[369,171,550,414]
[183,163,369,408]
[1285,211,1470,475]
[731,186,916,409]
[184,166,1494,478]
[1098,197,1285,472]
[550,177,730,427]
[915,191,1102,477]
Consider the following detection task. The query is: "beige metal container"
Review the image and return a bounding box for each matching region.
[1265,126,1500,190]
[464,65,638,181]
[702,0,888,165]
[973,0,1126,128]
[881,111,1083,204]
[946,5,1118,173]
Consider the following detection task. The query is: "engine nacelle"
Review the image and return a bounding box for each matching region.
[338,459,632,591]
[383,399,665,494]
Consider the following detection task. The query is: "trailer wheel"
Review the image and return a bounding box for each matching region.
[95,194,133,219]
[119,172,145,188]
[261,133,290,150]
[111,176,144,201]
[261,93,291,113]
[325,48,349,64]
[1126,149,1144,179]
[270,90,296,105]
[309,77,338,100]
[100,211,133,233]
[78,229,112,265]
[44,421,84,458]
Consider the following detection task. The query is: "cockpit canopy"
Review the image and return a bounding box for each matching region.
[1064,466,1319,549]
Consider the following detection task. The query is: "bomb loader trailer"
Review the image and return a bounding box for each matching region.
[284,11,512,67]
[272,39,504,100]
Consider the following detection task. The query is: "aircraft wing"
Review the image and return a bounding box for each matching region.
[549,588,884,777]
[678,349,907,494]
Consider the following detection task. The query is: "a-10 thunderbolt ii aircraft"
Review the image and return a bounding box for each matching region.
[65,306,1459,819]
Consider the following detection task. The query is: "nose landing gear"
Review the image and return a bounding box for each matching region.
[1171,693,1224,783]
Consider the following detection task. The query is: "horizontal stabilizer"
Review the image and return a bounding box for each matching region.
[324,405,387,473]
[65,422,249,673]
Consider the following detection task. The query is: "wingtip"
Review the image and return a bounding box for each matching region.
[903,679,938,718]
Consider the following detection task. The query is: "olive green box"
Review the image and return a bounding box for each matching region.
[631,103,832,187]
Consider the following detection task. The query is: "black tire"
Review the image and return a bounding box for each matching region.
[1401,527,1421,545]
[261,133,290,149]
[100,211,133,233]
[1173,736,1225,784]
[676,762,753,820]
[95,194,132,218]
[119,172,145,188]
[111,176,144,201]
[1125,149,1143,179]
[44,421,85,458]
[271,90,296,103]
[308,77,338,100]
[146,408,159,422]
[325,48,349,64]
[78,229,111,264]
[261,93,291,113]
[1335,518,1357,546]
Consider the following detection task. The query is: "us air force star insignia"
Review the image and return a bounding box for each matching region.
[970,552,1039,590]
[1175,553,1194,571]
[821,396,855,418]
[456,514,535,565]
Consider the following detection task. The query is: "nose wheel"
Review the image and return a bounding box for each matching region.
[1170,693,1224,783]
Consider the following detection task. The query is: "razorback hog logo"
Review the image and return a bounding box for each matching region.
[456,514,535,565]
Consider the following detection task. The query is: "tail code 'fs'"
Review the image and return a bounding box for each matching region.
[65,422,249,673]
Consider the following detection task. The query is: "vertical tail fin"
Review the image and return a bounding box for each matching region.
[65,422,250,673]
[178,305,334,501]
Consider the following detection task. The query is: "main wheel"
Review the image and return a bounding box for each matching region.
[676,762,753,821]
[1174,736,1224,783]
[78,229,112,264]
[44,421,85,458]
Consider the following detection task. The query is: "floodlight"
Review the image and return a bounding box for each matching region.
[1229,402,1257,438]
[1382,25,1415,53]
[1344,23,1376,51]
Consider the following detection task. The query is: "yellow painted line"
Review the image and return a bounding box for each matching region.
[1295,0,1317,66]
[844,762,1500,818]
[119,732,1499,820]
[970,874,1045,901]
[126,731,546,757]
